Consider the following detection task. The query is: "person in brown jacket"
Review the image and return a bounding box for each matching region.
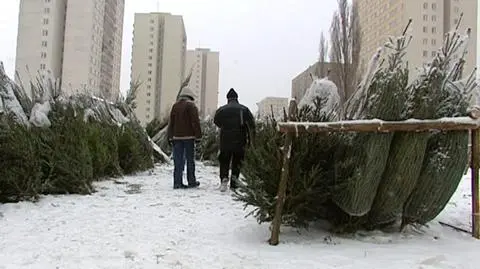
[167,87,202,189]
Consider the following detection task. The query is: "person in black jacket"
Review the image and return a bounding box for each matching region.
[214,88,255,192]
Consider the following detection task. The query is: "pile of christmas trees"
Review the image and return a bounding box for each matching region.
[0,64,154,203]
[235,25,478,232]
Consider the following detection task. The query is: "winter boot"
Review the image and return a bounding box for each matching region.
[174,184,188,189]
[187,181,200,188]
[220,178,229,192]
[230,175,239,191]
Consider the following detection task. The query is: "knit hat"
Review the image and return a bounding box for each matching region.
[179,87,196,101]
[226,88,238,100]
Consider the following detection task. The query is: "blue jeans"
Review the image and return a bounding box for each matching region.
[172,139,196,186]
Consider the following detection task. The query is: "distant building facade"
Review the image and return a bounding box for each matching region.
[256,97,289,120]
[130,12,187,125]
[15,0,125,100]
[356,0,477,81]
[185,48,220,118]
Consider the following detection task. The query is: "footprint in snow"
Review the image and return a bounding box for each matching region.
[418,255,457,269]
[169,202,182,208]
[124,250,137,261]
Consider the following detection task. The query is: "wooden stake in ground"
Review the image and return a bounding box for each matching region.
[269,99,297,246]
[471,129,480,238]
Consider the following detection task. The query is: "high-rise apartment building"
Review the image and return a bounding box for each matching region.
[15,0,124,100]
[357,0,477,81]
[256,97,289,120]
[15,0,67,93]
[131,12,187,125]
[185,48,220,118]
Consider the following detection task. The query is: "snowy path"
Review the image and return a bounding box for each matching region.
[1,163,479,269]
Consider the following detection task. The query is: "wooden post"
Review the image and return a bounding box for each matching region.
[269,99,297,246]
[471,129,480,239]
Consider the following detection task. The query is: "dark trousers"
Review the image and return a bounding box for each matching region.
[172,139,196,186]
[218,149,245,188]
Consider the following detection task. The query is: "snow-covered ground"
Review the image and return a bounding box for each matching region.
[0,163,479,269]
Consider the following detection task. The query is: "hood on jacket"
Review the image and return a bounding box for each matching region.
[226,88,238,100]
[178,87,196,101]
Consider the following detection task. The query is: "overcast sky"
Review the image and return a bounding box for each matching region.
[0,1,478,111]
[0,0,338,111]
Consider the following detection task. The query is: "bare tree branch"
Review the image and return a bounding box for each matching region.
[316,31,329,78]
[329,0,361,106]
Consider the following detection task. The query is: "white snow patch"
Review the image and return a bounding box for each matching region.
[29,101,51,128]
[109,107,130,125]
[0,77,30,126]
[83,108,97,122]
[0,163,479,268]
[298,77,340,118]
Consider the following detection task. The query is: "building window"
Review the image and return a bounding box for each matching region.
[454,7,459,13]
[41,52,47,58]
[43,18,49,24]
[147,85,151,89]
[148,70,152,74]
[147,92,151,96]
[146,114,150,119]
[432,51,436,57]
[432,27,436,34]
[149,48,153,53]
[150,34,154,38]
[423,2,428,9]
[423,26,428,33]
[148,63,152,67]
[432,15,436,22]
[432,3,436,10]
[150,19,154,24]
[423,38,428,45]
[41,41,48,47]
[148,78,152,82]
[44,7,50,13]
[423,15,428,21]
[423,50,428,57]
[42,29,48,36]
[40,63,46,70]
[431,39,436,45]
[146,100,151,104]
[45,0,51,2]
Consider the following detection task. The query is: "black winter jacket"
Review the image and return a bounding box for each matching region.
[214,100,255,152]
